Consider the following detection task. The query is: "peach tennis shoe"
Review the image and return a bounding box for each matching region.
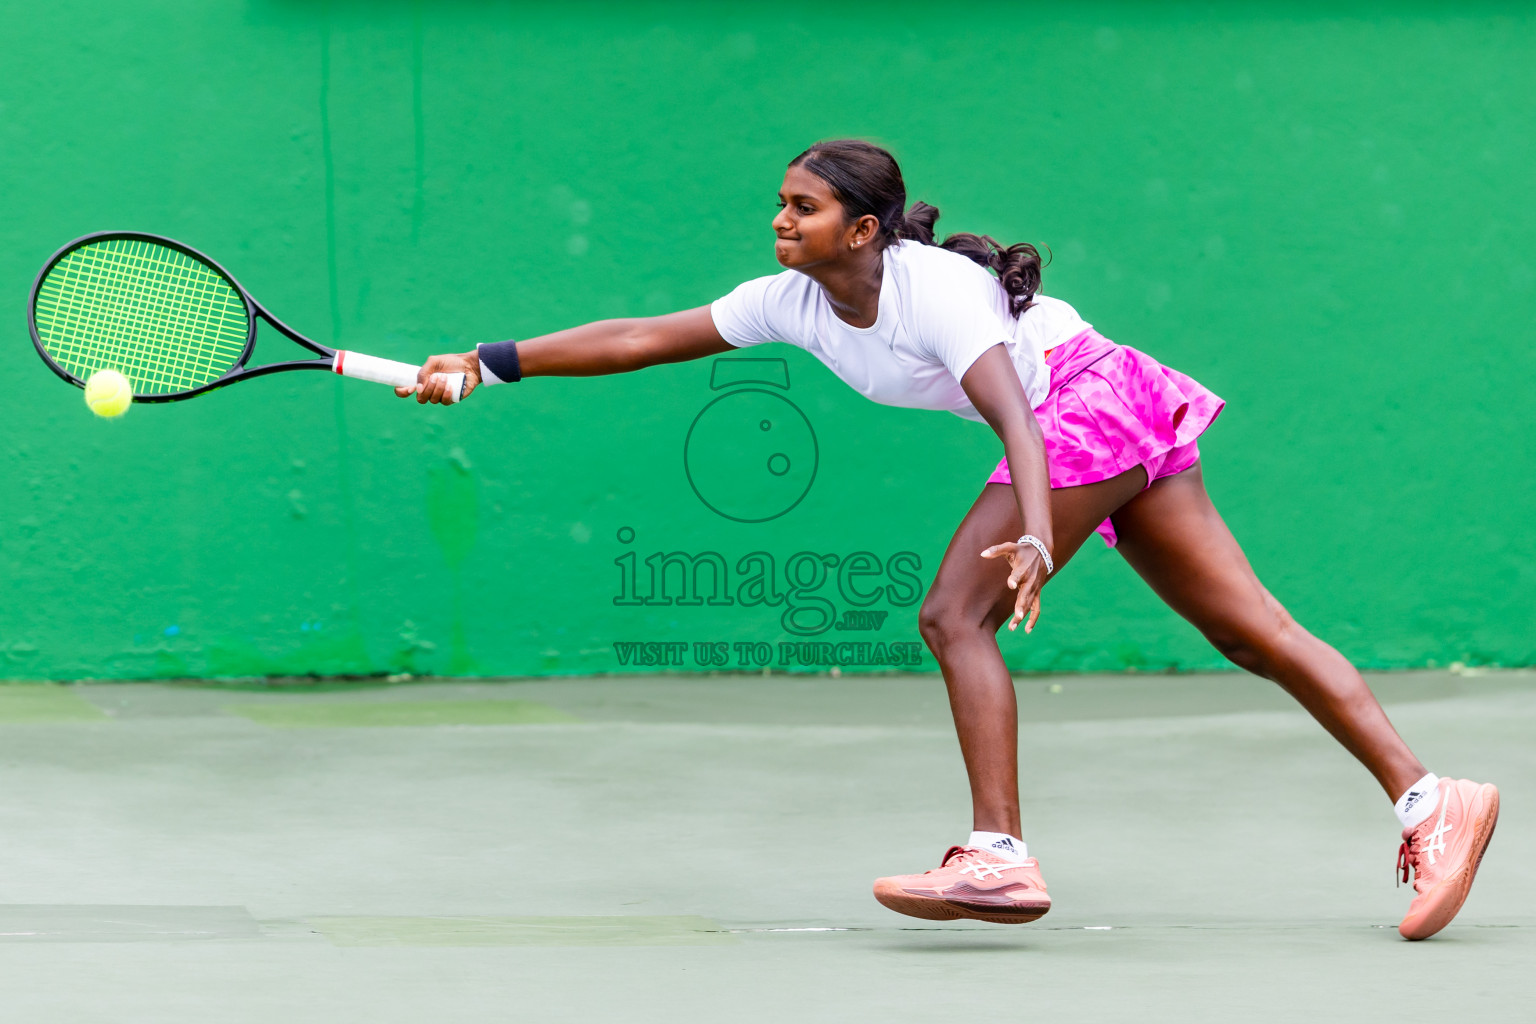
[873,846,1051,924]
[1397,778,1499,940]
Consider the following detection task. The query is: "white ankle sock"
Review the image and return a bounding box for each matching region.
[968,831,1027,861]
[1395,772,1441,830]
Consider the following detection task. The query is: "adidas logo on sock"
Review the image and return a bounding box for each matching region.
[1402,790,1425,813]
[990,838,1016,853]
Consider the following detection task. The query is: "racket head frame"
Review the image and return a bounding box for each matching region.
[28,230,337,403]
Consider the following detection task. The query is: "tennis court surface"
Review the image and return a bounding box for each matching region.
[0,670,1526,1022]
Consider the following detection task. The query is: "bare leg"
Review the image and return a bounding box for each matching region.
[1111,463,1427,800]
[918,468,1149,838]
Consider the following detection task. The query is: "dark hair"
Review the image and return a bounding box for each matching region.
[789,139,1045,317]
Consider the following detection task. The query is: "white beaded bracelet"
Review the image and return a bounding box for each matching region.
[1016,534,1054,575]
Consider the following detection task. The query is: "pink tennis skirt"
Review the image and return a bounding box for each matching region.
[987,329,1225,546]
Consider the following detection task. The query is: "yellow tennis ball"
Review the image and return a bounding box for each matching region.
[84,369,132,418]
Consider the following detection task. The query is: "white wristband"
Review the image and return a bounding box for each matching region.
[1016,534,1054,575]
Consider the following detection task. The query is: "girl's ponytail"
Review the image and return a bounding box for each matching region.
[897,201,940,245]
[907,203,1044,317]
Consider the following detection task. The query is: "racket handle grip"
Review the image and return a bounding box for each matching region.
[333,350,466,403]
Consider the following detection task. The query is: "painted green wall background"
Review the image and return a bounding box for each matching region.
[1,1,1532,680]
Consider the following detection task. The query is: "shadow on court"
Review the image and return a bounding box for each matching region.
[0,671,1526,1022]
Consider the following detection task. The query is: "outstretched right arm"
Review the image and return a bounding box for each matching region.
[399,306,732,404]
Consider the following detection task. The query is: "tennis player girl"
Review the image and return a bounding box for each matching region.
[405,140,1497,940]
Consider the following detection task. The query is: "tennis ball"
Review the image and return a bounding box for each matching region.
[84,369,132,418]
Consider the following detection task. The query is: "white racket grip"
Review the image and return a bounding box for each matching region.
[333,350,466,404]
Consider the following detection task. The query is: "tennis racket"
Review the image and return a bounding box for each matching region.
[28,231,464,404]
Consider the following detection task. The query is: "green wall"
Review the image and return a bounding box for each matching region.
[2,1,1532,679]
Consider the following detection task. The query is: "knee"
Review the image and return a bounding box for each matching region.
[1204,596,1302,679]
[916,597,951,653]
[917,594,981,657]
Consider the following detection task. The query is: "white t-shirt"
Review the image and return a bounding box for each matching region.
[710,240,1090,422]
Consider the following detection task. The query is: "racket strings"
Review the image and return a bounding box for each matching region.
[33,238,250,395]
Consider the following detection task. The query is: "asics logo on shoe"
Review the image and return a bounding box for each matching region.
[1422,798,1453,866]
[958,861,1033,881]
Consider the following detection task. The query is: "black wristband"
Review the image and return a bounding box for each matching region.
[478,339,522,383]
